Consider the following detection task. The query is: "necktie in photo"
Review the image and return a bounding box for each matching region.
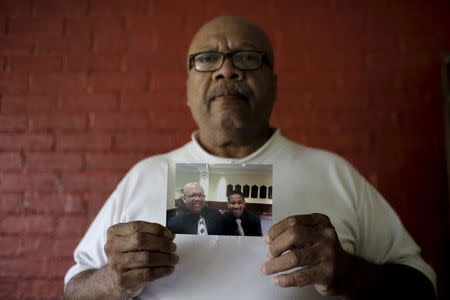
[236,218,245,236]
[198,215,208,235]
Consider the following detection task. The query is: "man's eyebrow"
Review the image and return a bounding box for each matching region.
[236,41,258,49]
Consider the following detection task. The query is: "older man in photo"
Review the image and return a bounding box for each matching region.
[167,182,224,235]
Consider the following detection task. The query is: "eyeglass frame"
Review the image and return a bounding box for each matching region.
[188,50,272,72]
[185,193,205,199]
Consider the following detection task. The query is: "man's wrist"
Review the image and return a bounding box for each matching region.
[339,253,383,299]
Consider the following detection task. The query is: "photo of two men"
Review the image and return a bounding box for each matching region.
[166,163,272,237]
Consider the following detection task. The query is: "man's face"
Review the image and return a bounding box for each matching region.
[186,18,276,134]
[227,194,246,218]
[183,184,206,213]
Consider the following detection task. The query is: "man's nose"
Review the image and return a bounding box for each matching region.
[213,57,243,80]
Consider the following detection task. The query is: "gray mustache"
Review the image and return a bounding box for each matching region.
[206,82,254,103]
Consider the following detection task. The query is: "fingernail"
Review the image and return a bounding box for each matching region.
[267,250,273,259]
[164,230,173,239]
[260,264,267,274]
[272,277,280,286]
[170,242,177,252]
[263,234,271,244]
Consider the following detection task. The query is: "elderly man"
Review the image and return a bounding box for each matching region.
[64,16,436,300]
[223,190,262,236]
[167,182,224,235]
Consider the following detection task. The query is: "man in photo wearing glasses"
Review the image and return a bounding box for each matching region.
[167,182,224,235]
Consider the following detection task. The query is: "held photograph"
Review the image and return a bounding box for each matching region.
[166,163,273,236]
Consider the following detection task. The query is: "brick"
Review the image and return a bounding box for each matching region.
[277,70,338,90]
[0,0,32,15]
[1,95,59,112]
[84,192,109,215]
[89,0,148,15]
[0,152,22,170]
[52,237,80,257]
[85,153,146,170]
[92,31,128,55]
[0,193,23,212]
[56,133,112,151]
[0,36,34,55]
[34,34,92,55]
[33,0,88,16]
[60,93,120,111]
[65,54,123,72]
[0,72,28,94]
[114,131,191,152]
[55,215,88,235]
[23,192,84,214]
[119,90,186,111]
[29,113,87,131]
[0,258,48,278]
[25,279,63,298]
[149,71,185,90]
[47,258,74,278]
[30,72,87,94]
[25,152,83,171]
[66,16,125,35]
[148,110,196,129]
[87,72,148,92]
[8,16,63,37]
[0,173,60,192]
[125,31,156,56]
[6,55,63,72]
[61,172,122,192]
[0,279,21,298]
[0,114,27,131]
[89,112,149,130]
[0,236,22,257]
[0,134,54,151]
[0,215,54,234]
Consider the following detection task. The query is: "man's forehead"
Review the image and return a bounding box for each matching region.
[189,16,272,54]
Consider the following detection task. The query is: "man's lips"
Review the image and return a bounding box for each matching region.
[213,92,247,101]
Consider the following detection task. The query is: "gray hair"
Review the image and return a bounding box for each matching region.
[182,182,204,196]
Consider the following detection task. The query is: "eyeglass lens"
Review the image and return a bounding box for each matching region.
[194,51,263,71]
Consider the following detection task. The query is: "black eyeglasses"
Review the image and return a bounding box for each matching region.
[185,193,205,199]
[189,50,271,72]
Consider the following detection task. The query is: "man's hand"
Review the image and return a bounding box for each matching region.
[104,221,179,298]
[260,213,354,296]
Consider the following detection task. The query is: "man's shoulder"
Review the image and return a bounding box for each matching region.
[278,133,356,173]
[204,206,223,216]
[125,142,193,176]
[243,209,260,221]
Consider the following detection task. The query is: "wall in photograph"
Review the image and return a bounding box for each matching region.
[208,169,273,204]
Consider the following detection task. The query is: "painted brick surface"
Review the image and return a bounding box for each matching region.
[0,1,449,299]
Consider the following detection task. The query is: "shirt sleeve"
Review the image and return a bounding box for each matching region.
[353,169,436,291]
[64,189,124,288]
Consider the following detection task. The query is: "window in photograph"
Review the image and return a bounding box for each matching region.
[235,184,242,192]
[268,185,272,199]
[251,185,258,198]
[260,185,267,198]
[243,184,250,197]
[226,184,233,197]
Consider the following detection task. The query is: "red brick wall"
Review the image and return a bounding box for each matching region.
[1,0,449,299]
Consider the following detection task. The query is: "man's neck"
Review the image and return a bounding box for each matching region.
[197,126,275,158]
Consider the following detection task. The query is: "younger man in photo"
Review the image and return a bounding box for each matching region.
[223,190,262,236]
